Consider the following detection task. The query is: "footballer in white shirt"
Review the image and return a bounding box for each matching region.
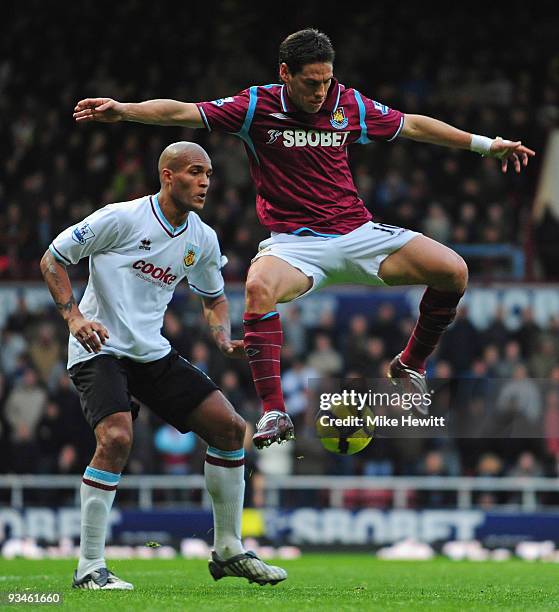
[40,142,287,590]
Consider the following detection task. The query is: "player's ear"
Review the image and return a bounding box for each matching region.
[279,63,290,83]
[161,168,172,184]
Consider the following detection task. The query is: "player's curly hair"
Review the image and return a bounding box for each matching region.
[278,29,335,75]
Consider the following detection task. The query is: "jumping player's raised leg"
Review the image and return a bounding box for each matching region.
[378,234,468,400]
[185,390,287,585]
[244,255,312,448]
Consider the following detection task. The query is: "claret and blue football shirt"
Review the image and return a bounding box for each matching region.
[49,194,225,367]
[196,78,404,235]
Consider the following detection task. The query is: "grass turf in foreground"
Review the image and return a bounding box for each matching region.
[0,555,558,611]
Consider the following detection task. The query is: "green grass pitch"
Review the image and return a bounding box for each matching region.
[1,555,558,611]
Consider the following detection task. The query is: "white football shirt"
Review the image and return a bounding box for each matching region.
[50,193,225,368]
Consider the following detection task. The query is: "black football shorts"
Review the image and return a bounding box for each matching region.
[68,349,219,432]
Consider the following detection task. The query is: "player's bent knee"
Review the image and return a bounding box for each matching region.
[451,254,469,291]
[97,421,133,457]
[195,392,247,450]
[212,412,246,451]
[233,413,247,447]
[432,251,468,292]
[245,275,276,310]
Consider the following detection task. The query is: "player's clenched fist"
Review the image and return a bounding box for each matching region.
[74,98,124,123]
[68,316,109,353]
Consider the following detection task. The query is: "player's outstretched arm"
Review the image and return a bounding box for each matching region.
[401,114,535,173]
[201,295,245,359]
[40,250,109,354]
[73,97,204,128]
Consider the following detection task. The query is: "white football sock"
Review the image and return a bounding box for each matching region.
[205,447,245,559]
[77,466,120,579]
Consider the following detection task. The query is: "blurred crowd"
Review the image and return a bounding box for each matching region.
[1,2,558,280]
[2,291,559,510]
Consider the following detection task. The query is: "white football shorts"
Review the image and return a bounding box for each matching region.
[252,221,420,299]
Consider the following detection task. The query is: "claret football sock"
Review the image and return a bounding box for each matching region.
[400,287,464,372]
[77,466,120,579]
[205,447,246,558]
[243,311,286,413]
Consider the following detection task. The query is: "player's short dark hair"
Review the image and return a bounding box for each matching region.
[279,29,335,75]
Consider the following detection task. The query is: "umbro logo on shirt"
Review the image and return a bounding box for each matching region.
[139,238,152,251]
[269,113,291,120]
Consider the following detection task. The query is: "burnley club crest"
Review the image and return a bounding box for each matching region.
[184,249,196,267]
[183,243,200,267]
